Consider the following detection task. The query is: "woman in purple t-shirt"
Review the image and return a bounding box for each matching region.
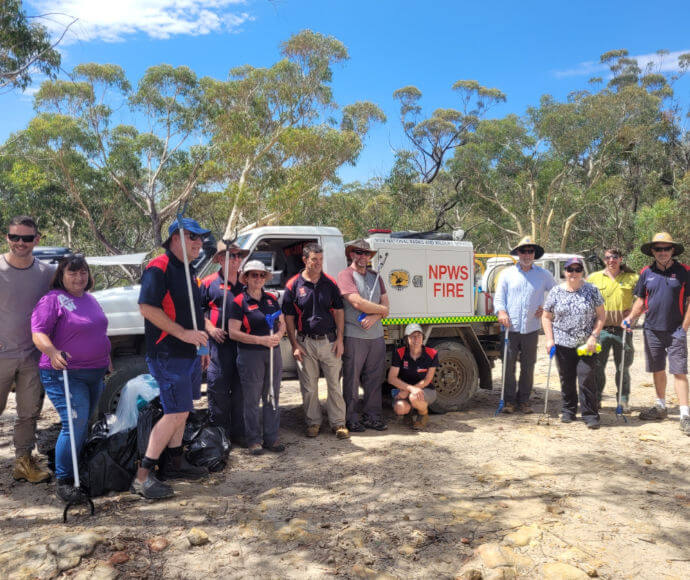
[31,255,110,502]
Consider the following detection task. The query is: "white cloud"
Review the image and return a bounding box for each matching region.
[29,0,253,43]
[554,49,690,79]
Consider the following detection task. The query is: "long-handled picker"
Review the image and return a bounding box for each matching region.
[494,326,509,416]
[265,310,282,410]
[616,322,631,423]
[537,345,557,425]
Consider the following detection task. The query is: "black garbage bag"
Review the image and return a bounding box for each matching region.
[183,409,209,445]
[187,425,230,472]
[80,426,138,497]
[136,397,164,457]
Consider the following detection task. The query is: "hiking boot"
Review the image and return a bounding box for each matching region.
[638,404,668,421]
[680,416,690,436]
[333,425,350,439]
[502,402,516,414]
[306,424,320,438]
[130,473,174,500]
[159,452,208,481]
[412,413,429,430]
[346,420,366,433]
[262,441,286,453]
[249,444,264,456]
[560,413,575,424]
[56,479,88,503]
[13,454,51,484]
[362,414,388,431]
[518,402,534,414]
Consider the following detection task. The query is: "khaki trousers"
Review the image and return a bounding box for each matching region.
[0,352,44,457]
[298,336,346,428]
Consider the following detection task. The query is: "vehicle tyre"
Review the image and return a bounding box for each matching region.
[96,355,148,418]
[428,341,479,413]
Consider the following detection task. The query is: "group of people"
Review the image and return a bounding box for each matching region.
[495,233,690,434]
[2,213,689,505]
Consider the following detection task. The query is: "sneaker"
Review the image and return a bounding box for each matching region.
[159,453,209,481]
[262,441,286,453]
[130,473,174,500]
[362,414,388,431]
[249,444,264,456]
[585,418,601,430]
[639,404,668,421]
[502,402,516,414]
[560,413,575,424]
[333,425,350,439]
[13,454,51,484]
[306,424,320,438]
[680,416,690,436]
[518,402,534,414]
[346,420,366,433]
[412,413,429,430]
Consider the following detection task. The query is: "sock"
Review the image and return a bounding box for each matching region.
[656,398,666,409]
[680,405,689,419]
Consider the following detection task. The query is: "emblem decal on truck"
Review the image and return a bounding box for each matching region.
[412,275,423,288]
[389,269,409,290]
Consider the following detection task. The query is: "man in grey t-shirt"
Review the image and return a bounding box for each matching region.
[337,239,389,432]
[0,216,54,483]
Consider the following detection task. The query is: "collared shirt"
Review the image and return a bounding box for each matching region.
[633,260,690,332]
[228,289,281,351]
[587,269,639,327]
[338,266,387,340]
[282,270,343,336]
[199,270,244,336]
[138,250,204,358]
[493,264,555,334]
[391,345,440,389]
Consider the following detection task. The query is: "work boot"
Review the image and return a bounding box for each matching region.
[13,454,51,484]
[502,402,516,414]
[638,404,668,421]
[306,424,320,438]
[412,413,429,430]
[518,402,534,414]
[332,425,350,439]
[130,473,174,500]
[159,450,208,481]
[362,414,388,431]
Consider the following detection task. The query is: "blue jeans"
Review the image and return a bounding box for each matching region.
[40,368,106,480]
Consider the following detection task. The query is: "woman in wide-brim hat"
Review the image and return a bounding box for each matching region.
[510,236,545,260]
[640,232,684,257]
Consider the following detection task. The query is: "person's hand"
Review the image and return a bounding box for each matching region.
[208,327,227,343]
[585,335,597,353]
[545,339,555,355]
[293,344,306,362]
[50,350,69,371]
[263,334,282,348]
[621,316,633,330]
[180,329,208,347]
[332,338,344,358]
[497,311,510,328]
[201,354,210,371]
[408,386,423,402]
[360,314,379,330]
[534,306,543,318]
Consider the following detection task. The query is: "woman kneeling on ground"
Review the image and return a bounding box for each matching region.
[31,254,111,502]
[387,324,439,430]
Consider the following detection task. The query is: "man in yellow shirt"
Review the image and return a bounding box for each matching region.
[588,248,639,410]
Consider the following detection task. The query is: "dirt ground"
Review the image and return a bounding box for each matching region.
[1,332,689,579]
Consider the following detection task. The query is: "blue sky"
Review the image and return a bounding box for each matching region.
[4,0,690,183]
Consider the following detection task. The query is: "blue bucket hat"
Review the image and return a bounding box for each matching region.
[162,218,210,248]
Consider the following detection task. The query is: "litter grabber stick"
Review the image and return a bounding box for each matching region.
[616,322,630,423]
[494,326,509,416]
[265,310,282,410]
[221,242,231,333]
[358,251,389,322]
[538,345,557,425]
[60,352,95,523]
[177,204,208,356]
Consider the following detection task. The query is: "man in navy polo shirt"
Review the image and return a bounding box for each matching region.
[132,218,211,499]
[623,232,690,435]
[201,240,249,445]
[284,243,348,439]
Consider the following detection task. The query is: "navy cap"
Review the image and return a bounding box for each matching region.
[564,257,584,268]
[162,218,210,248]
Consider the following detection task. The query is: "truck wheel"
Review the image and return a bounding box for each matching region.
[429,341,479,413]
[96,355,148,418]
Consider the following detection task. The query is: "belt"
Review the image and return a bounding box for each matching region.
[299,332,329,341]
[604,326,621,332]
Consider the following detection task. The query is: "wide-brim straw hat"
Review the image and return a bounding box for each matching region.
[345,239,377,257]
[509,236,545,260]
[640,232,684,257]
[239,259,270,284]
[213,240,250,260]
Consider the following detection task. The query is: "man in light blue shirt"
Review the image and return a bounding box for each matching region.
[494,237,555,413]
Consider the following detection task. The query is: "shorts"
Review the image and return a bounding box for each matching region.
[146,354,202,414]
[391,387,437,408]
[643,328,688,375]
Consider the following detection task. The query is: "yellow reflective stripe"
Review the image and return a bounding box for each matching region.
[382,315,498,325]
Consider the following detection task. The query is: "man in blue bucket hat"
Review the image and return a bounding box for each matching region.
[133,217,211,499]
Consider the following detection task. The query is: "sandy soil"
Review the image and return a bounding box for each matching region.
[1,331,689,579]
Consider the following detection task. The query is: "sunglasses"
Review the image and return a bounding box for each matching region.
[517,248,535,254]
[565,266,584,273]
[352,250,370,256]
[228,253,244,259]
[7,233,37,243]
[604,255,620,260]
[652,246,673,252]
[248,272,267,279]
[184,232,202,241]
